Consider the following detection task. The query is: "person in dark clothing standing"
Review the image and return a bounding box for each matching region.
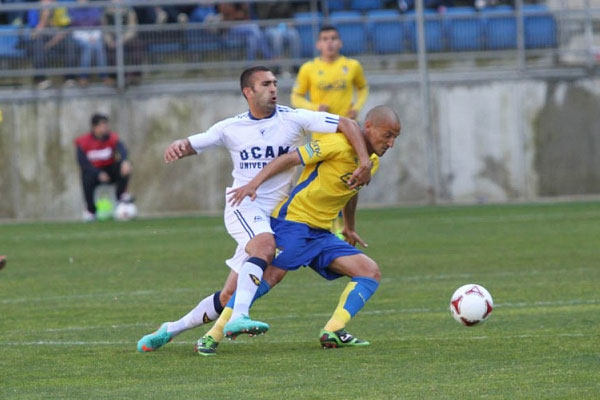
[74,113,133,221]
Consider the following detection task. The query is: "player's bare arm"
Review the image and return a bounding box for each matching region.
[227,151,302,206]
[164,139,197,163]
[336,117,372,189]
[341,194,368,248]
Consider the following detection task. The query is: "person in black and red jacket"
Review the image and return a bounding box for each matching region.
[75,113,133,221]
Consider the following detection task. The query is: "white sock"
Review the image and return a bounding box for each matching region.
[231,258,266,320]
[167,291,222,336]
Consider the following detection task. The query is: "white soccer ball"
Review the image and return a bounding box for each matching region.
[449,284,493,326]
[114,202,137,221]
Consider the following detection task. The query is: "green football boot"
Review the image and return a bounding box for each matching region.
[319,329,370,349]
[195,335,219,357]
[224,314,269,339]
[137,322,173,352]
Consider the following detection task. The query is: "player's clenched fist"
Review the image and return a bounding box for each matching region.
[164,139,194,163]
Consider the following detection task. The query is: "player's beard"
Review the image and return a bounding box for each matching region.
[262,98,276,115]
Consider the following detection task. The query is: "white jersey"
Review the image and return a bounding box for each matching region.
[188,105,340,210]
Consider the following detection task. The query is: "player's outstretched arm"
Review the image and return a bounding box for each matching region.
[341,194,368,248]
[228,151,302,206]
[337,117,372,189]
[164,139,196,163]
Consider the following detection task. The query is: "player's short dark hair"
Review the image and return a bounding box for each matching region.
[319,25,339,35]
[91,113,109,127]
[240,66,273,93]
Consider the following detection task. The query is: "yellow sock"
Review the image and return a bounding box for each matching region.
[205,306,232,342]
[324,282,355,332]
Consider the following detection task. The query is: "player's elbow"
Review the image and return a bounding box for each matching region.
[337,117,360,134]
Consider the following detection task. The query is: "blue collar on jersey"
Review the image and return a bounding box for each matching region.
[248,108,276,120]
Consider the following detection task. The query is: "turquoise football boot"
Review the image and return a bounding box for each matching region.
[137,322,173,352]
[224,315,269,339]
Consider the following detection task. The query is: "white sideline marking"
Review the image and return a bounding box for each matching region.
[4,266,597,305]
[1,288,198,304]
[4,225,226,242]
[1,333,594,347]
[4,298,599,336]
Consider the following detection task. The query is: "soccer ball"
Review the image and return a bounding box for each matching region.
[114,202,137,221]
[449,284,493,326]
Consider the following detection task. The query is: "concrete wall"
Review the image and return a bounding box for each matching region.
[1,77,599,220]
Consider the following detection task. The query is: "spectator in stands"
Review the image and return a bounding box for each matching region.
[29,0,78,89]
[217,2,272,61]
[159,5,196,24]
[132,5,193,24]
[398,0,455,13]
[75,113,133,222]
[132,5,156,25]
[70,0,109,87]
[103,0,143,85]
[255,1,301,72]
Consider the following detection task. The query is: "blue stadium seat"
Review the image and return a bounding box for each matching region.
[445,7,484,51]
[350,0,383,12]
[327,0,347,12]
[331,11,366,55]
[147,42,182,54]
[185,28,222,52]
[483,6,517,50]
[0,26,26,59]
[405,10,444,52]
[189,6,216,23]
[294,12,322,58]
[366,10,404,54]
[523,4,557,49]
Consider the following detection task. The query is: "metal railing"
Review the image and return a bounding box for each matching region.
[0,0,598,90]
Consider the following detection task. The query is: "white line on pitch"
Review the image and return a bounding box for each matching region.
[4,266,597,305]
[5,298,599,336]
[1,333,594,347]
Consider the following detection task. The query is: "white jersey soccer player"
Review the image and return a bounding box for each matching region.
[187,105,340,276]
[137,66,372,353]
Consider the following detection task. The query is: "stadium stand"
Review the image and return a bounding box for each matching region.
[523,4,557,49]
[0,1,564,87]
[445,7,484,51]
[294,11,322,58]
[405,9,444,52]
[330,10,366,55]
[0,25,26,59]
[483,5,518,50]
[366,9,405,54]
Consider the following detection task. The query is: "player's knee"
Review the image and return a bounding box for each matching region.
[363,259,381,282]
[246,234,276,263]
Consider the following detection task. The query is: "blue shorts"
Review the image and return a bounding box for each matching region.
[270,217,362,280]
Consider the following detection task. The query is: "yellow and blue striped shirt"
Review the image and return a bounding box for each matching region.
[272,133,379,231]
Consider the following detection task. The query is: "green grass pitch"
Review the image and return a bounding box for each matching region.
[1,202,599,399]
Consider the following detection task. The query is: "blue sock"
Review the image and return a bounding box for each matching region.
[343,276,379,317]
[250,280,271,306]
[225,280,271,309]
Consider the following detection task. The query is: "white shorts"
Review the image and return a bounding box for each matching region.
[224,190,274,273]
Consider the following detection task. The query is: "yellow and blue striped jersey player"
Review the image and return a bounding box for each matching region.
[196,106,401,354]
[291,24,369,238]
